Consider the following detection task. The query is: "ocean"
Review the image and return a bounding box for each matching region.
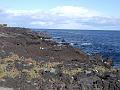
[35,29,120,68]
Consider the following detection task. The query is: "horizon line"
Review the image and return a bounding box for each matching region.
[32,28,120,31]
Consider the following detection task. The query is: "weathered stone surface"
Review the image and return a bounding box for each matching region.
[0,27,119,90]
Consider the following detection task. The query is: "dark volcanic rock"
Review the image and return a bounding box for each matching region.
[0,27,119,90]
[0,27,88,61]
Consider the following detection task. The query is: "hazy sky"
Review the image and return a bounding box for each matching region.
[0,0,120,30]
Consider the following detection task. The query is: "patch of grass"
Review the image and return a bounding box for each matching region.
[0,65,6,78]
[93,65,110,74]
[0,54,20,79]
[26,67,40,80]
[5,54,19,61]
[41,62,62,68]
[6,68,19,78]
[0,63,19,78]
[63,68,83,76]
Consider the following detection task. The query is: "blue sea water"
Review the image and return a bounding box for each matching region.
[35,29,120,68]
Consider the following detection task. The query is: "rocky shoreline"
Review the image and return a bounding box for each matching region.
[0,27,119,90]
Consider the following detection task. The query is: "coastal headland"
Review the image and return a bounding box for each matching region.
[0,27,119,90]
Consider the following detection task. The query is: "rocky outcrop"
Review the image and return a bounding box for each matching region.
[0,27,88,61]
[0,27,119,90]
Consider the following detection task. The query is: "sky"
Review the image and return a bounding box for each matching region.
[0,0,120,30]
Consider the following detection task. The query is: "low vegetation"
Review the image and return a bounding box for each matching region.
[0,27,119,90]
